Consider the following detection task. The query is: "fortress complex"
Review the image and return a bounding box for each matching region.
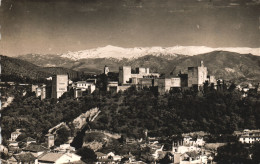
[108,66,160,92]
[108,61,216,94]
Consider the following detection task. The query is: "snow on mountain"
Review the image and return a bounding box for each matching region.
[60,45,260,60]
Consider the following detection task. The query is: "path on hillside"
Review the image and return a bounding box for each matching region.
[1,97,14,109]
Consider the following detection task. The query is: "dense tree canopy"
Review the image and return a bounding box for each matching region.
[76,147,97,163]
[1,82,260,148]
[215,142,260,164]
[90,85,260,138]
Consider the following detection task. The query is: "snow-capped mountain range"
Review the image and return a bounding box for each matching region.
[61,45,260,60]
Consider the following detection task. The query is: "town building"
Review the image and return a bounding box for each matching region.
[239,135,260,144]
[238,129,260,144]
[54,144,76,153]
[10,129,22,141]
[51,75,69,99]
[45,134,55,148]
[95,152,122,163]
[172,139,208,164]
[38,152,81,164]
[183,136,205,147]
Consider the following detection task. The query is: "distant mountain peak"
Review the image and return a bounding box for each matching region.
[60,45,260,60]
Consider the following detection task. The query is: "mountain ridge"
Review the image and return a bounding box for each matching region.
[59,45,260,60]
[17,51,260,84]
[0,55,80,81]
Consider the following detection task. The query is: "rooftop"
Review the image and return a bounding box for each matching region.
[14,152,36,162]
[96,152,107,157]
[38,152,64,162]
[23,137,36,143]
[23,144,48,152]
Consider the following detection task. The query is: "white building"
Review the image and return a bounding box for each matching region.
[183,136,205,146]
[54,144,76,152]
[10,129,21,141]
[32,84,46,100]
[239,129,260,144]
[73,81,96,98]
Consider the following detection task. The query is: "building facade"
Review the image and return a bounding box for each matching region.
[188,61,208,88]
[104,65,109,75]
[51,75,68,99]
[45,134,55,148]
[32,84,46,100]
[119,66,160,85]
[119,66,132,85]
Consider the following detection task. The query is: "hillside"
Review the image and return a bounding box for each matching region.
[0,55,79,80]
[18,51,260,84]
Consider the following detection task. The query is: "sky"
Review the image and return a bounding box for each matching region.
[0,0,259,56]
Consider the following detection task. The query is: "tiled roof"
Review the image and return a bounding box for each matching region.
[77,81,87,84]
[240,135,260,138]
[23,144,48,152]
[38,153,64,162]
[23,137,36,142]
[14,152,36,162]
[11,131,21,134]
[63,160,86,164]
[96,152,107,157]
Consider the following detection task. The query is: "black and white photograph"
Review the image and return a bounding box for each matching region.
[0,0,260,163]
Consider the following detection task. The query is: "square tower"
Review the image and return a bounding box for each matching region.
[51,75,68,99]
[104,65,109,75]
[188,61,207,87]
[45,134,55,148]
[119,66,132,85]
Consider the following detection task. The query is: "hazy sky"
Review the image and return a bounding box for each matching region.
[0,0,259,56]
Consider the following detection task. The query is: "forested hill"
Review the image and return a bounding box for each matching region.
[0,55,80,81]
[89,86,260,138]
[2,84,260,145]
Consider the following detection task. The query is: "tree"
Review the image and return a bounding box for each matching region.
[54,127,70,146]
[214,143,251,164]
[252,143,260,164]
[76,147,97,163]
[158,152,173,164]
[16,133,27,142]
